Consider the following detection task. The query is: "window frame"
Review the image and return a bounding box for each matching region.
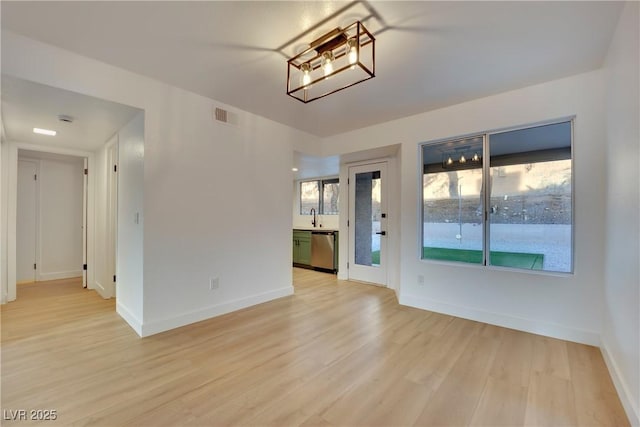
[299,177,340,215]
[419,117,575,276]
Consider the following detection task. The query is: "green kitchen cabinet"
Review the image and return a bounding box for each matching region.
[292,230,311,266]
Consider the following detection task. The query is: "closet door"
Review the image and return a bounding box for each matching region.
[17,159,38,283]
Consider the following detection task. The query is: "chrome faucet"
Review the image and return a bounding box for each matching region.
[310,208,317,227]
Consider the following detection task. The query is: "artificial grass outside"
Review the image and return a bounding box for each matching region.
[370,247,544,270]
[372,251,380,266]
[489,250,544,269]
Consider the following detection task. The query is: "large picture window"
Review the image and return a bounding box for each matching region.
[421,120,573,273]
[300,178,339,215]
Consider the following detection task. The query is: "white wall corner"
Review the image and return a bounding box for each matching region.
[399,292,601,346]
[140,286,294,337]
[601,338,640,426]
[116,301,143,337]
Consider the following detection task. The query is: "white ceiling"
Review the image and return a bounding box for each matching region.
[293,152,340,180]
[1,1,623,138]
[1,75,141,151]
[293,143,400,180]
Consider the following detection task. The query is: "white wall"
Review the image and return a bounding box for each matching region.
[1,30,320,336]
[34,155,84,281]
[323,70,607,346]
[140,90,305,336]
[603,2,640,424]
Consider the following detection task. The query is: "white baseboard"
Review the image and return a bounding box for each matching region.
[38,270,82,281]
[140,286,294,337]
[116,301,143,337]
[93,280,111,299]
[399,293,600,346]
[601,340,640,426]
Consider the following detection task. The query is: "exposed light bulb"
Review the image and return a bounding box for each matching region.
[446,156,453,165]
[349,49,358,65]
[300,63,312,87]
[322,51,334,77]
[472,153,480,162]
[459,154,466,163]
[347,38,358,66]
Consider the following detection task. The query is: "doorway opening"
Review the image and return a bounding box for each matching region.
[16,150,87,290]
[2,75,142,308]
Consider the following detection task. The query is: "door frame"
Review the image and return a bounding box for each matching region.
[82,157,88,288]
[106,137,118,298]
[345,160,390,287]
[5,142,95,302]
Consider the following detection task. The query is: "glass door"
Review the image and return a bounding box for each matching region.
[348,162,387,285]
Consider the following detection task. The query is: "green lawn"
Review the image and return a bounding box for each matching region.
[370,247,543,270]
[372,251,380,266]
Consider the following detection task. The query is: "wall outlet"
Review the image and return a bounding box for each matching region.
[209,277,219,290]
[417,275,425,286]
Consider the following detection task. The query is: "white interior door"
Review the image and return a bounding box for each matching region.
[107,141,118,298]
[17,160,38,283]
[348,162,388,286]
[82,158,88,288]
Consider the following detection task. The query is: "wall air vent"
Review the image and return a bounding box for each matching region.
[214,107,228,123]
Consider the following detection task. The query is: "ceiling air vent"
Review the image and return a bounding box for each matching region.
[214,107,228,123]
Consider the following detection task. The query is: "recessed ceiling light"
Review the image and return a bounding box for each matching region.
[292,167,299,172]
[33,128,56,136]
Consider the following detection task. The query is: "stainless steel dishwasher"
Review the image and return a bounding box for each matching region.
[311,231,335,271]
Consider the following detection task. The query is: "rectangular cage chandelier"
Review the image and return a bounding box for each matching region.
[286,21,375,103]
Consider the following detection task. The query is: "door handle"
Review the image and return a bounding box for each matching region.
[376,231,386,236]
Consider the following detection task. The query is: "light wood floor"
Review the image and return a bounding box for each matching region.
[1,270,629,426]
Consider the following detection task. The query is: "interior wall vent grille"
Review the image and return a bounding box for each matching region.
[215,107,228,123]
